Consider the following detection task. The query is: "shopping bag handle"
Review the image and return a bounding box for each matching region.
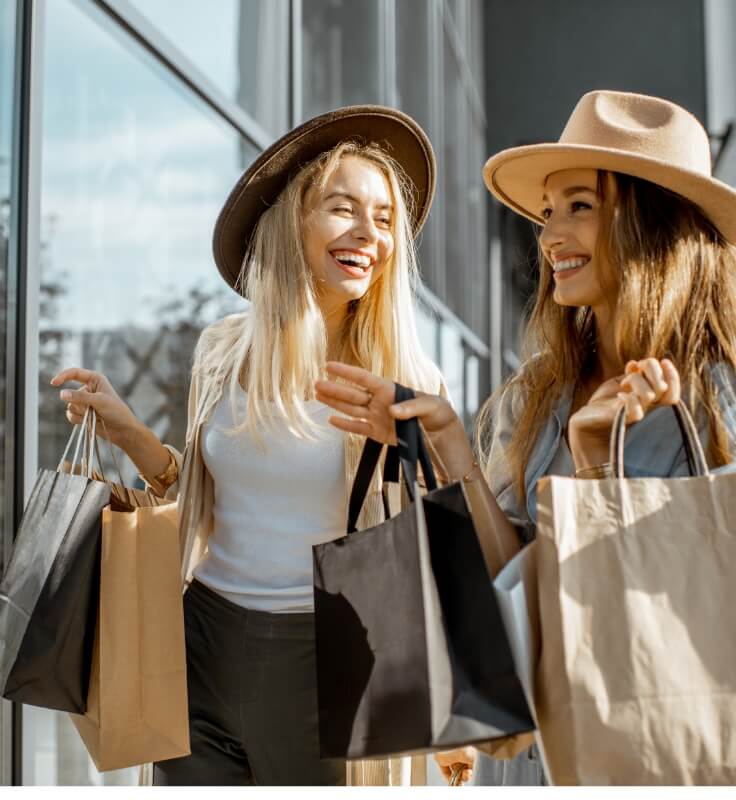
[56,408,126,486]
[347,383,437,533]
[609,399,709,478]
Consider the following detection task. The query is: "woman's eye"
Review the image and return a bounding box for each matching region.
[571,200,592,212]
[376,216,391,227]
[540,207,552,221]
[333,205,353,214]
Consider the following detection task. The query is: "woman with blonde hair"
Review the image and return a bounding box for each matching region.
[315,90,736,785]
[51,106,444,786]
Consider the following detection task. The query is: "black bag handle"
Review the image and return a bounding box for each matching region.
[609,399,709,478]
[347,383,438,533]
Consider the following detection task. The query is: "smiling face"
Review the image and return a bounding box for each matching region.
[539,168,614,311]
[302,155,395,313]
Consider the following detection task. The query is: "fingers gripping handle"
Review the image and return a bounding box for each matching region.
[394,383,438,498]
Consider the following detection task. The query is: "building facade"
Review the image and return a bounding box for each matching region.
[1,0,488,785]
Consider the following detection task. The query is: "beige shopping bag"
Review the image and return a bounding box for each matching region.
[70,480,190,771]
[534,402,736,785]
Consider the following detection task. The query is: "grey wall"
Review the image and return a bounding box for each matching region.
[483,0,707,156]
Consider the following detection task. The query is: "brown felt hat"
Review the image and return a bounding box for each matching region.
[212,104,436,290]
[484,90,736,243]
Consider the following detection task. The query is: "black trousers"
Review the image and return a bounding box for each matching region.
[153,579,345,786]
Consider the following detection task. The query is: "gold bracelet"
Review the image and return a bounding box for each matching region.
[147,450,179,495]
[461,459,480,483]
[575,462,613,479]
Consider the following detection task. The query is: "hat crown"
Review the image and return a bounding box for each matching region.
[560,90,712,176]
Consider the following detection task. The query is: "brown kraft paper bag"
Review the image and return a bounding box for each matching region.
[534,402,736,785]
[71,484,190,771]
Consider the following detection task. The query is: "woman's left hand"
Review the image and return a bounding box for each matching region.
[568,357,681,469]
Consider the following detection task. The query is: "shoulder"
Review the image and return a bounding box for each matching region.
[194,310,251,363]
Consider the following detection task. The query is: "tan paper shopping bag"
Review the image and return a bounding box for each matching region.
[71,487,190,771]
[534,402,736,785]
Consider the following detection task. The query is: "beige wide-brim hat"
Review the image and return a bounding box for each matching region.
[483,90,736,243]
[213,105,436,291]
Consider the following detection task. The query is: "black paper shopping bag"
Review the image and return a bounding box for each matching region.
[313,385,533,760]
[0,411,110,712]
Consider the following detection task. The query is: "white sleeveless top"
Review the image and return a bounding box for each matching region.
[193,391,348,613]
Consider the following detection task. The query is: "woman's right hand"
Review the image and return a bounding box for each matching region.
[315,361,477,481]
[50,367,141,448]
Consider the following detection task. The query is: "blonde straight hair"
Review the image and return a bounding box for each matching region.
[475,171,736,500]
[194,141,437,440]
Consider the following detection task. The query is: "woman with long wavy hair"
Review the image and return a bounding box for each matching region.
[51,106,444,786]
[315,90,736,785]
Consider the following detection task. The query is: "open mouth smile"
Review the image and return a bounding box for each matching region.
[330,249,374,278]
[553,255,590,279]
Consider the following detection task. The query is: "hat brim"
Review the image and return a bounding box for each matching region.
[213,105,436,291]
[483,143,736,243]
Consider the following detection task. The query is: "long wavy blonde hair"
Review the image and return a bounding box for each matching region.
[194,140,436,440]
[476,171,736,500]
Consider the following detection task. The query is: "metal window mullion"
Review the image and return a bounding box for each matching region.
[90,0,272,150]
[290,0,302,125]
[418,283,489,358]
[429,0,445,300]
[7,0,46,785]
[381,0,397,105]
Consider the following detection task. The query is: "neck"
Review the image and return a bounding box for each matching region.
[591,304,622,382]
[318,297,349,359]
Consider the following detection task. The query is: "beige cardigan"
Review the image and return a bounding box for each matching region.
[154,312,447,786]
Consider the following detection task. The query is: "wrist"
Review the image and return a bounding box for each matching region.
[428,418,477,481]
[568,425,609,471]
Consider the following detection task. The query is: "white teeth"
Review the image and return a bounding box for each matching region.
[554,257,589,272]
[333,250,372,269]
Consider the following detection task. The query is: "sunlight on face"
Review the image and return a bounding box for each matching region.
[303,155,395,313]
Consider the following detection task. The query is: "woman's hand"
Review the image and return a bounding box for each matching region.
[568,357,681,469]
[433,746,475,785]
[50,367,142,449]
[315,362,475,480]
[50,367,172,480]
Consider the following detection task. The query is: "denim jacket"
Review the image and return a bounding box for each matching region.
[486,363,736,544]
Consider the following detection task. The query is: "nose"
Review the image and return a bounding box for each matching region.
[351,211,379,244]
[538,210,568,255]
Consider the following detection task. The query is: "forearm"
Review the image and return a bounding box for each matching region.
[429,419,521,576]
[113,418,173,483]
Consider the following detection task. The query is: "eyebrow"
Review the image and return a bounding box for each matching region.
[324,191,393,210]
[541,185,597,202]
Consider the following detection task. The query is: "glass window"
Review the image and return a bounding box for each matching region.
[442,32,468,321]
[440,322,464,416]
[0,0,16,785]
[27,0,255,784]
[125,0,290,137]
[301,0,383,120]
[466,354,479,416]
[416,300,439,363]
[396,0,432,136]
[0,0,16,576]
[468,0,484,92]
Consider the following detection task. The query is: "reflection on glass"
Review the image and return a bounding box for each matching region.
[28,0,255,785]
[301,0,382,119]
[126,0,289,137]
